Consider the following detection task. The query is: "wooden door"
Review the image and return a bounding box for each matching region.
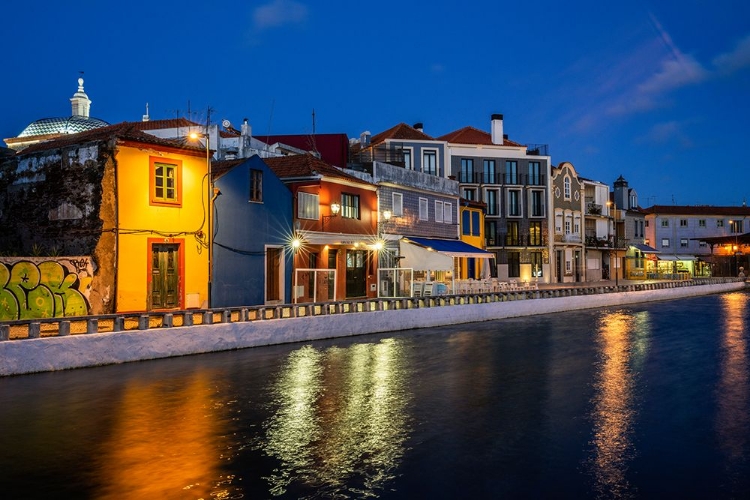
[151,244,179,309]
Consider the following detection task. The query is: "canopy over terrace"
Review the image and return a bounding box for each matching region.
[399,237,493,292]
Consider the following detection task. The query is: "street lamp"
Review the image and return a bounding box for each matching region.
[321,202,340,232]
[729,219,741,276]
[189,131,213,307]
[607,200,618,286]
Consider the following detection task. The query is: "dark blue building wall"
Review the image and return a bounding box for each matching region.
[212,155,293,306]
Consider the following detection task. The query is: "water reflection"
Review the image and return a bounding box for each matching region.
[716,293,750,488]
[95,371,238,500]
[262,338,411,497]
[588,310,650,499]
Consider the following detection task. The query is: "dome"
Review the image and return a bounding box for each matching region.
[18,116,110,138]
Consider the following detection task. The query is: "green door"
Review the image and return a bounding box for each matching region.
[151,243,179,309]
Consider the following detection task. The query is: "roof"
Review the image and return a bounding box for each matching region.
[211,159,245,180]
[17,116,110,138]
[254,133,349,167]
[437,126,525,147]
[370,123,436,145]
[263,153,373,184]
[405,236,492,257]
[642,205,750,217]
[131,118,202,131]
[16,121,206,155]
[630,243,660,253]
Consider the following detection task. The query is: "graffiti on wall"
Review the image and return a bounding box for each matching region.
[0,257,93,321]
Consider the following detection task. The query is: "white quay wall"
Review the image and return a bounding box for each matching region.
[0,281,743,377]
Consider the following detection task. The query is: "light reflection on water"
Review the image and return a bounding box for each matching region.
[588,310,651,499]
[717,293,750,487]
[260,338,411,498]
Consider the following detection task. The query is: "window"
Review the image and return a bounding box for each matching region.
[392,192,403,216]
[565,220,571,235]
[731,220,744,233]
[341,193,360,219]
[563,176,571,199]
[507,189,521,216]
[508,252,520,277]
[444,202,453,224]
[529,162,542,185]
[423,150,437,175]
[249,169,262,202]
[471,210,479,236]
[530,190,544,217]
[645,220,650,227]
[483,160,496,184]
[419,198,428,220]
[717,219,724,227]
[462,211,471,235]
[435,201,444,222]
[680,219,688,227]
[399,148,413,170]
[461,159,474,183]
[661,238,670,248]
[681,238,689,247]
[298,191,319,219]
[699,219,706,227]
[506,161,518,184]
[462,188,476,201]
[529,221,542,246]
[506,221,520,245]
[485,220,498,246]
[486,189,499,215]
[150,157,182,206]
[699,241,707,247]
[661,219,669,227]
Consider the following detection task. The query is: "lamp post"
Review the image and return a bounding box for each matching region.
[607,200,618,286]
[321,202,340,232]
[729,219,741,276]
[189,131,213,307]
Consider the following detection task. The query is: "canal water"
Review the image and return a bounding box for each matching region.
[1,291,749,499]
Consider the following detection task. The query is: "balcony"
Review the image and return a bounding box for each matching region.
[526,144,549,156]
[555,233,582,243]
[457,172,546,186]
[586,202,602,215]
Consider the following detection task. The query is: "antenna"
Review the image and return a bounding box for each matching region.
[310,108,318,154]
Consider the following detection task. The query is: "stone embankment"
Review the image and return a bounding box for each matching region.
[0,278,744,377]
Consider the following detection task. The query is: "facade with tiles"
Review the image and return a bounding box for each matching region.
[550,162,586,283]
[439,114,552,283]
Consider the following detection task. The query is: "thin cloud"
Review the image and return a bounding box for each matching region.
[637,53,708,94]
[253,0,308,30]
[636,121,693,148]
[713,34,750,75]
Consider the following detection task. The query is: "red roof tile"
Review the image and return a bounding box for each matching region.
[438,126,525,147]
[131,118,202,131]
[264,153,372,185]
[370,123,436,145]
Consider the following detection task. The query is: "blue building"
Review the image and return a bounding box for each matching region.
[212,156,293,306]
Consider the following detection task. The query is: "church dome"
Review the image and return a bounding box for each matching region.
[18,115,109,137]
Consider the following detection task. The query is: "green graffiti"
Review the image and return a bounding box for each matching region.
[0,260,91,321]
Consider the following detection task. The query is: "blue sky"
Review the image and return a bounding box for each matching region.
[2,0,749,207]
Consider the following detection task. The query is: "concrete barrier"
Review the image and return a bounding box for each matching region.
[0,279,744,376]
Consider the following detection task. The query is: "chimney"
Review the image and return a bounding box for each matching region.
[241,118,251,137]
[491,114,504,145]
[360,130,371,146]
[413,122,424,132]
[142,103,150,122]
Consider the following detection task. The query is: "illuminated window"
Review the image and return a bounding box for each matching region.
[298,191,319,219]
[661,238,670,248]
[341,193,360,219]
[529,221,542,246]
[681,238,688,247]
[150,157,182,206]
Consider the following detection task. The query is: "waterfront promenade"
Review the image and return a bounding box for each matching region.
[0,278,744,376]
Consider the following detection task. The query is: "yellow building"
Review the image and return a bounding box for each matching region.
[458,201,489,279]
[115,140,209,312]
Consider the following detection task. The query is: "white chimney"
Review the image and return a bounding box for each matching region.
[241,118,251,137]
[360,130,371,146]
[491,114,504,145]
[413,122,424,133]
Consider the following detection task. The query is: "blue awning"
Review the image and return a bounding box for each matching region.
[630,243,660,253]
[404,237,492,258]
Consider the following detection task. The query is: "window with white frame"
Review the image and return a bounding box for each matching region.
[419,198,428,220]
[564,176,571,199]
[680,219,688,227]
[661,219,669,227]
[423,150,437,176]
[717,219,724,227]
[444,202,453,224]
[435,201,444,222]
[399,147,413,170]
[699,219,706,227]
[392,192,403,216]
[463,188,476,201]
[681,238,688,247]
[662,238,670,247]
[298,192,320,219]
[565,219,571,234]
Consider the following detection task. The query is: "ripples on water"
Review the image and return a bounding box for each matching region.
[1,292,750,498]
